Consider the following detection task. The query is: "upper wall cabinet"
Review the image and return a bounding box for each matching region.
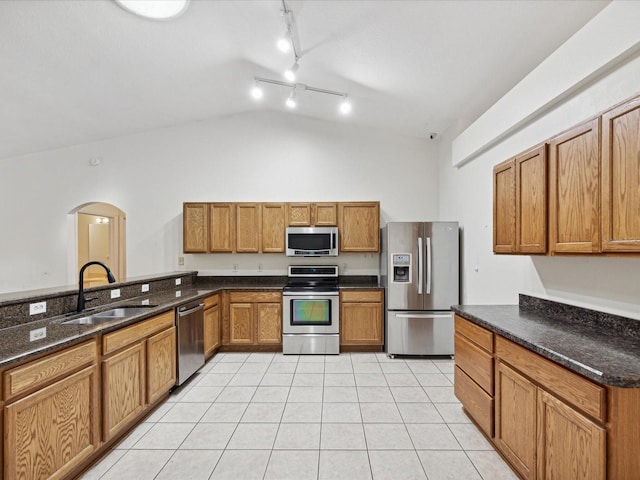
[287,202,337,226]
[338,202,380,252]
[210,203,235,253]
[236,203,261,253]
[183,203,209,253]
[549,118,601,254]
[493,145,547,254]
[601,96,640,252]
[261,203,286,253]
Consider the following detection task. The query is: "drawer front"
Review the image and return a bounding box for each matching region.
[204,294,219,310]
[341,290,383,303]
[229,291,281,303]
[4,340,97,401]
[455,315,493,352]
[495,336,606,421]
[103,310,174,355]
[454,366,494,438]
[455,333,494,395]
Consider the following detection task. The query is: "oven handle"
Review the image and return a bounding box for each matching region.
[283,292,340,297]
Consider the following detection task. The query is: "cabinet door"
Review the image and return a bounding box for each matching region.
[5,365,100,480]
[340,302,383,345]
[287,203,312,226]
[147,327,176,404]
[210,203,235,253]
[601,96,640,252]
[236,203,261,253]
[256,303,282,344]
[313,203,338,226]
[537,389,605,480]
[338,202,380,252]
[261,203,286,253]
[493,159,516,253]
[102,341,145,442]
[204,303,221,356]
[548,119,601,253]
[183,203,209,253]
[516,145,547,253]
[229,303,255,344]
[495,361,537,480]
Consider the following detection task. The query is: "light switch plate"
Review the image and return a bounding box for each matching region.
[110,289,121,299]
[141,284,149,293]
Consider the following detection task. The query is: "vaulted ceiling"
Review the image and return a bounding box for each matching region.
[0,0,609,160]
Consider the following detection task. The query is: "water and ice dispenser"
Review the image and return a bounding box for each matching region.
[391,253,411,283]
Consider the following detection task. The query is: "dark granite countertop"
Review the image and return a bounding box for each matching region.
[452,296,640,388]
[0,287,215,369]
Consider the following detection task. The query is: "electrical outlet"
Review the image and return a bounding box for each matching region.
[258,263,263,272]
[175,290,182,298]
[29,301,47,315]
[175,278,182,286]
[341,263,348,273]
[233,264,238,272]
[141,284,149,293]
[110,288,121,299]
[178,256,184,266]
[30,327,47,342]
[142,299,150,305]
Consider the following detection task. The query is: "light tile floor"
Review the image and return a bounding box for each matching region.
[80,352,518,480]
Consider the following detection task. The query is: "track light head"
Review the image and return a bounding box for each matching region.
[250,81,264,100]
[286,89,297,109]
[277,30,292,53]
[339,97,352,115]
[284,62,299,82]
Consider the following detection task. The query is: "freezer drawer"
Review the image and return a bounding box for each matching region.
[385,310,454,356]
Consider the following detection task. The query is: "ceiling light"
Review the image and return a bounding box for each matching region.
[277,30,292,53]
[339,97,352,115]
[286,90,297,109]
[250,82,264,100]
[114,0,189,20]
[284,62,299,82]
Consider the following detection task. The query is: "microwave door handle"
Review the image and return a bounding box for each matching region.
[417,237,423,295]
[332,232,336,249]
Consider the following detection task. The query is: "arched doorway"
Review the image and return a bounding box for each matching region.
[67,203,126,286]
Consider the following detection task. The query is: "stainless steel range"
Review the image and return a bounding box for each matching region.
[282,265,340,355]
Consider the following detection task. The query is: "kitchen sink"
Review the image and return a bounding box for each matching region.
[61,306,155,325]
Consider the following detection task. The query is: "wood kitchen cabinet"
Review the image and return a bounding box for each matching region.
[225,291,282,349]
[261,203,286,252]
[210,203,235,253]
[340,289,383,351]
[493,145,547,254]
[3,340,100,480]
[548,118,601,254]
[338,201,380,252]
[183,203,209,253]
[204,294,221,357]
[287,202,337,226]
[601,95,640,252]
[236,203,261,253]
[101,310,175,442]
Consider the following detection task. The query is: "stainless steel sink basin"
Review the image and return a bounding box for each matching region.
[61,306,154,325]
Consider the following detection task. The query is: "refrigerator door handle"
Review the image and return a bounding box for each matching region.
[395,313,452,319]
[417,237,423,295]
[426,236,432,295]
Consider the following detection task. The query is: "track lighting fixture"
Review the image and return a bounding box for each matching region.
[250,81,264,100]
[284,61,299,82]
[251,77,352,116]
[277,25,292,53]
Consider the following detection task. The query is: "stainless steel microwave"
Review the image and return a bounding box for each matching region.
[286,227,339,256]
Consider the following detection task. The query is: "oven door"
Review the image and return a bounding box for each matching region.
[282,292,339,334]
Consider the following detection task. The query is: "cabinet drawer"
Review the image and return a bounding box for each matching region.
[454,366,494,438]
[204,294,219,309]
[103,310,174,355]
[455,333,493,395]
[341,290,383,303]
[495,336,606,421]
[229,291,281,303]
[4,340,97,401]
[455,315,493,352]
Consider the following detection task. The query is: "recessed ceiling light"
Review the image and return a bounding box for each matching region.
[114,0,189,20]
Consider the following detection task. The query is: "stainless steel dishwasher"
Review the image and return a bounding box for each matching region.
[175,300,205,386]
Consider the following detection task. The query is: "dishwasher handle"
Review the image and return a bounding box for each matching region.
[395,313,452,319]
[178,303,204,317]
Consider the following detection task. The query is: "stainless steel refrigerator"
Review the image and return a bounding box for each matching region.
[380,222,459,356]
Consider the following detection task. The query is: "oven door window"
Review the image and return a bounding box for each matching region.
[290,299,332,326]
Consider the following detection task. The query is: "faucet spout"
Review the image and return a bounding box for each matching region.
[77,261,116,313]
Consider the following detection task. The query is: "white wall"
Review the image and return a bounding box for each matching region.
[0,111,438,294]
[439,47,640,319]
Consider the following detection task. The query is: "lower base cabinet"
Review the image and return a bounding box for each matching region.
[204,294,221,356]
[340,290,384,351]
[224,291,282,348]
